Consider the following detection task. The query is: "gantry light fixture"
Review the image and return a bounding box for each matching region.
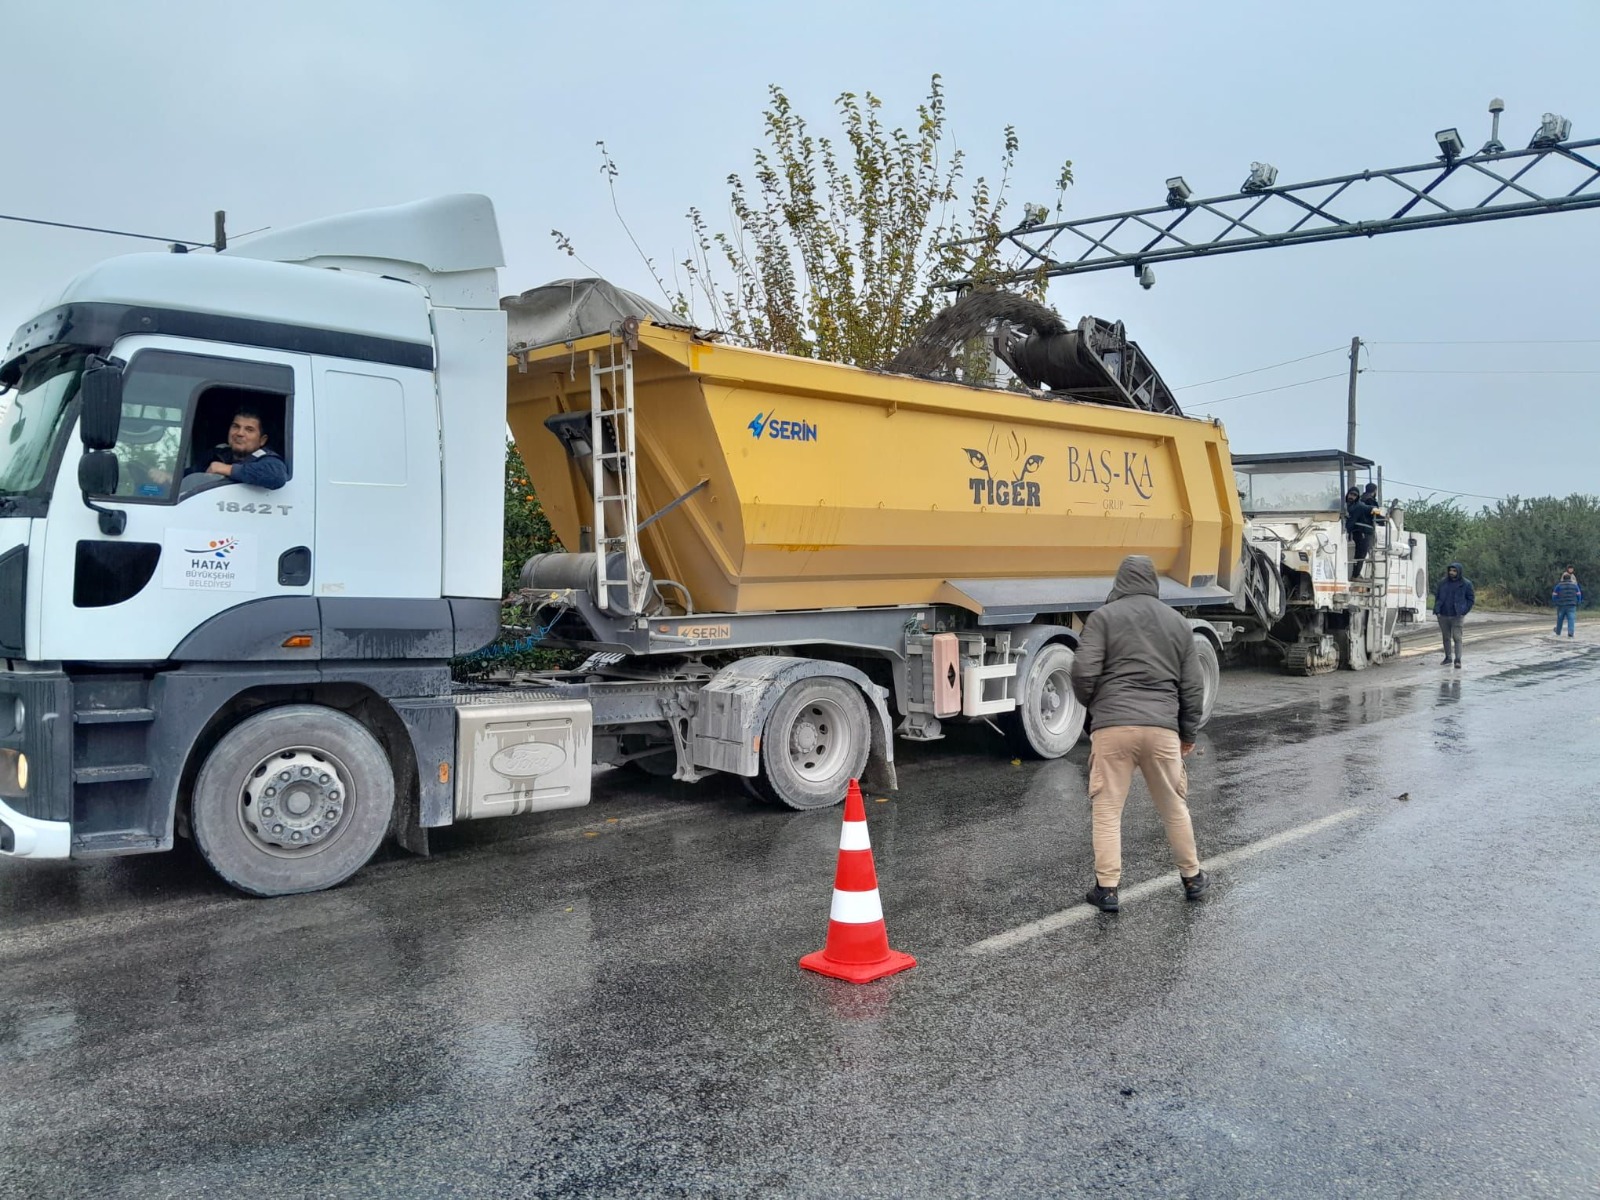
[1435,127,1465,162]
[1165,176,1193,207]
[1240,162,1278,193]
[1530,112,1572,148]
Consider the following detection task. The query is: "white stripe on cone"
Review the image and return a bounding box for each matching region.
[830,887,885,925]
[839,821,871,852]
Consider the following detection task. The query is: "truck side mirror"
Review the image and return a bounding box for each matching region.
[77,450,127,536]
[78,449,119,495]
[79,355,125,450]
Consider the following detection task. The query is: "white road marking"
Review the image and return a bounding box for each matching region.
[964,806,1365,956]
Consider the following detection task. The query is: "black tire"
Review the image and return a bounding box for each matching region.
[755,677,871,810]
[1006,642,1087,759]
[1191,632,1221,728]
[191,704,395,897]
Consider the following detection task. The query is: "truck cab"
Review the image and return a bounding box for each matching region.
[0,196,516,889]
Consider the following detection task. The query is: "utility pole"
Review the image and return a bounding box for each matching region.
[1345,335,1361,491]
[213,211,227,252]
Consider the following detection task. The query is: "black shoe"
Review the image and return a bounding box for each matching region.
[1454,659,1462,668]
[1182,869,1211,900]
[1086,884,1119,912]
[1441,655,1452,665]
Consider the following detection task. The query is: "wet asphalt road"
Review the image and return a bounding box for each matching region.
[2,625,1598,1198]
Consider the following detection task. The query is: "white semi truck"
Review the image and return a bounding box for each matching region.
[0,195,1252,896]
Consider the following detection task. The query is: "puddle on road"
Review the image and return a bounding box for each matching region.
[1205,683,1426,748]
[1209,640,1600,752]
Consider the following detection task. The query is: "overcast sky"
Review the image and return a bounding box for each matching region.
[5,0,1598,504]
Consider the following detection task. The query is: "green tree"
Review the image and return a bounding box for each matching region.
[1462,495,1600,606]
[558,75,1071,369]
[1400,496,1472,579]
[1401,492,1599,608]
[501,440,556,594]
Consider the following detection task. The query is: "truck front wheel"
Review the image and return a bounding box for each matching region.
[191,705,395,897]
[756,678,870,810]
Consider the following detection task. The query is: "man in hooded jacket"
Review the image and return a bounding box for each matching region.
[1434,562,1475,667]
[1070,555,1209,912]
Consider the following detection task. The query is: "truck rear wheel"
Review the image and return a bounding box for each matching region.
[1192,633,1221,728]
[1006,642,1087,759]
[191,705,395,897]
[756,678,870,810]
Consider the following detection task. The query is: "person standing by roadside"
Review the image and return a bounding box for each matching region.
[1070,555,1209,913]
[1552,571,1582,638]
[1435,562,1475,667]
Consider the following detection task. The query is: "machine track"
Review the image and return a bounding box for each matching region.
[1284,637,1340,676]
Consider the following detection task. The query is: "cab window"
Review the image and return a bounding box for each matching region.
[105,351,293,503]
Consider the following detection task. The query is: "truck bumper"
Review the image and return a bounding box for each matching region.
[0,795,70,858]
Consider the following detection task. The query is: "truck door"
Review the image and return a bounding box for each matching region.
[37,339,317,662]
[309,359,441,601]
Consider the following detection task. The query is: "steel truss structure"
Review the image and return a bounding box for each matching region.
[940,136,1600,289]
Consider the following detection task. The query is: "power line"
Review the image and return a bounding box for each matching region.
[1369,339,1600,346]
[1369,368,1600,376]
[1386,478,1506,503]
[1174,347,1344,390]
[0,212,209,247]
[1184,372,1346,409]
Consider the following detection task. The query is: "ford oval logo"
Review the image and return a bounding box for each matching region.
[491,742,566,779]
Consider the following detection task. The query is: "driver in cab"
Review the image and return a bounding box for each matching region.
[186,408,288,490]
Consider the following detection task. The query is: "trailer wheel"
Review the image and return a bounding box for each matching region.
[191,705,395,897]
[756,678,871,810]
[1192,633,1221,729]
[1006,642,1087,759]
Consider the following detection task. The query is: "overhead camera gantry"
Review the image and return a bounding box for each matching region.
[940,100,1597,291]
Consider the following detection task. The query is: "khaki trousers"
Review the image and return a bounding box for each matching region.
[1088,726,1201,888]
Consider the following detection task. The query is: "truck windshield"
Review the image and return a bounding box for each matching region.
[1235,463,1345,514]
[0,352,84,498]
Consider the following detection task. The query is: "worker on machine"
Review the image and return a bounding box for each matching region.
[1346,485,1381,581]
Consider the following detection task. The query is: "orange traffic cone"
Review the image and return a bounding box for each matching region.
[800,779,916,983]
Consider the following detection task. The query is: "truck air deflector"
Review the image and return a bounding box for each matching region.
[1,303,433,387]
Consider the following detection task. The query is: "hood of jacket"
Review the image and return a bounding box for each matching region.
[1446,562,1464,577]
[1107,555,1161,603]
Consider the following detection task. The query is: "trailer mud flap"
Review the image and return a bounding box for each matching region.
[692,656,896,792]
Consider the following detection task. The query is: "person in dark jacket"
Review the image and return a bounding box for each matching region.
[1434,562,1475,667]
[1552,571,1583,638]
[1070,555,1209,912]
[1346,488,1381,581]
[187,408,288,490]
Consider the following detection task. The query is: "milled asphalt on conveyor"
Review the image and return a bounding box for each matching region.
[1,629,1597,1198]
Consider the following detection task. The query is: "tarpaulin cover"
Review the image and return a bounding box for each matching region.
[502,278,678,352]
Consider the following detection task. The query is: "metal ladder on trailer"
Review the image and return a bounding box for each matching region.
[587,333,649,616]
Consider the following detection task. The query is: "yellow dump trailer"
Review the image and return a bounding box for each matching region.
[491,308,1250,808]
[508,322,1242,617]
